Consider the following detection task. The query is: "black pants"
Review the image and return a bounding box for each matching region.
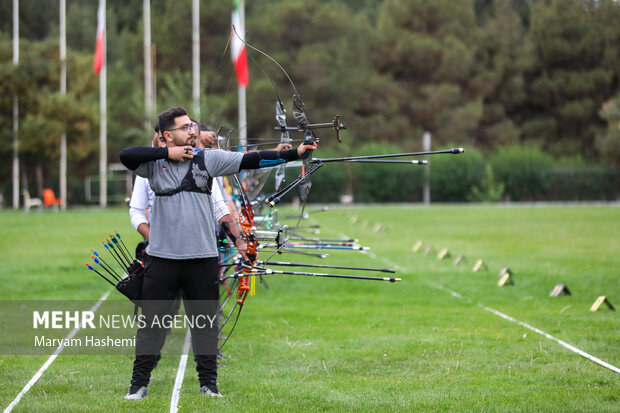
[131,255,219,387]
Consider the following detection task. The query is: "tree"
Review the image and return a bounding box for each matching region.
[375,0,486,147]
[472,0,531,148]
[521,0,614,156]
[0,38,98,200]
[597,94,620,167]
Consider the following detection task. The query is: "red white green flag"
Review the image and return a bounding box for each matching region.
[93,2,105,75]
[231,0,249,87]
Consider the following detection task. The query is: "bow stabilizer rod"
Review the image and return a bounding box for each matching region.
[260,243,370,251]
[315,148,464,163]
[225,268,400,283]
[343,159,428,164]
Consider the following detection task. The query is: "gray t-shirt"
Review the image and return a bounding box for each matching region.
[135,149,244,259]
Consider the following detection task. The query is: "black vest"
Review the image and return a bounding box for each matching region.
[154,151,213,196]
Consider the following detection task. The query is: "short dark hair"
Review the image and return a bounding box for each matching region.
[158,107,188,133]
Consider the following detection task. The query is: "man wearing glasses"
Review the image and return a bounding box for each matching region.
[119,106,316,400]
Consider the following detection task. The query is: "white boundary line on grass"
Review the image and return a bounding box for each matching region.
[3,290,112,413]
[359,247,620,375]
[480,304,620,374]
[169,328,192,413]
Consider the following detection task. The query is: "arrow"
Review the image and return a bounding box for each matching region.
[109,234,132,264]
[91,255,121,282]
[85,263,116,286]
[113,231,133,259]
[103,240,129,268]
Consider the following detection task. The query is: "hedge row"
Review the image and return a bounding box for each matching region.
[287,144,620,203]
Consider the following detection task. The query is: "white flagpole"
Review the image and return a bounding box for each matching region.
[12,0,19,209]
[423,131,431,204]
[144,0,153,142]
[59,0,67,210]
[238,0,247,149]
[192,0,200,121]
[238,86,246,149]
[99,0,107,208]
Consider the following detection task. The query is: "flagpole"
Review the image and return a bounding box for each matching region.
[59,0,67,210]
[99,0,107,208]
[192,0,200,121]
[12,0,19,210]
[423,131,431,205]
[143,0,153,142]
[238,0,247,149]
[238,86,246,149]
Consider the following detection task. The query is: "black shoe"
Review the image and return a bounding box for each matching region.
[199,382,223,398]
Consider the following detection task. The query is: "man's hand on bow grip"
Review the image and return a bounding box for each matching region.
[235,238,250,263]
[297,141,318,157]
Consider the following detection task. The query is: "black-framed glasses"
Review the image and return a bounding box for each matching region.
[167,122,198,133]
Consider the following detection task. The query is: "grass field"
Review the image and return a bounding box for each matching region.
[0,205,618,412]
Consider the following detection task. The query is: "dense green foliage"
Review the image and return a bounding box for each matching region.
[490,145,553,201]
[263,143,618,203]
[0,206,618,411]
[1,0,620,203]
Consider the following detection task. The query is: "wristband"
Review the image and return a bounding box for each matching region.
[221,222,237,244]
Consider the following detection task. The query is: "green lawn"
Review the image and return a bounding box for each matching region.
[0,205,618,412]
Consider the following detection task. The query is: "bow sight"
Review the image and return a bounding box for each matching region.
[275,113,347,143]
